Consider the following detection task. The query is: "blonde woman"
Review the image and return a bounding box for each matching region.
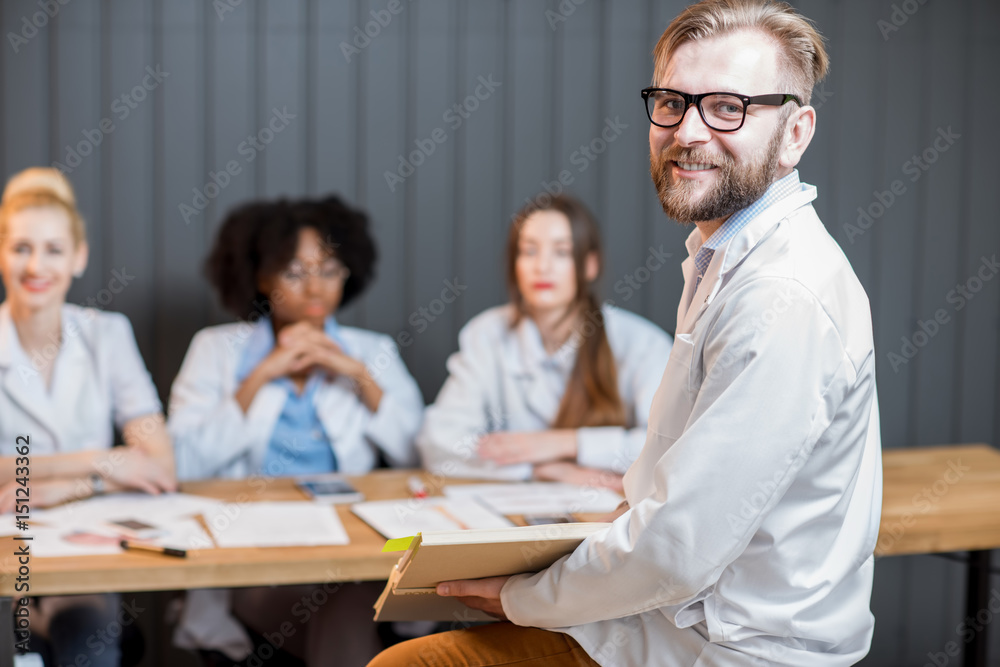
[0,168,175,666]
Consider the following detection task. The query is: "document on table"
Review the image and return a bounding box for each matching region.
[351,497,514,540]
[30,492,225,526]
[204,501,350,548]
[26,518,214,558]
[5,492,223,557]
[443,482,623,515]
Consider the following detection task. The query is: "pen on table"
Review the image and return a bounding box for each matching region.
[120,540,187,558]
[407,475,428,499]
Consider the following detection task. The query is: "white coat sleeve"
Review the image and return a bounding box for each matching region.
[501,280,855,627]
[416,320,531,481]
[167,329,276,481]
[575,327,672,473]
[104,313,163,428]
[360,337,425,468]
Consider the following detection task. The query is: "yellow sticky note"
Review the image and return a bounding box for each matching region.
[382,536,415,552]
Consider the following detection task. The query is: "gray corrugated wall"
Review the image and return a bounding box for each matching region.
[1,0,998,664]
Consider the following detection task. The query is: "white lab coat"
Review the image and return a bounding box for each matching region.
[168,318,424,658]
[501,183,883,666]
[417,303,673,479]
[167,319,424,481]
[0,302,161,457]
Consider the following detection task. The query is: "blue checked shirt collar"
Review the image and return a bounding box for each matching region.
[693,170,803,281]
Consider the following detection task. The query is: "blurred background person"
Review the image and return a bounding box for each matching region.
[0,167,176,666]
[417,194,672,490]
[168,195,423,667]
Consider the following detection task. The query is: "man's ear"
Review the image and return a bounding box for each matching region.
[778,105,816,171]
[585,251,600,283]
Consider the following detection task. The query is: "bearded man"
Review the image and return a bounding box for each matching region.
[369,1,882,665]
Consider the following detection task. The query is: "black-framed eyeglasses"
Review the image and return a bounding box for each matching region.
[640,87,801,132]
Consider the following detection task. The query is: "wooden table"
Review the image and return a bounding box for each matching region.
[0,471,419,599]
[2,447,1000,666]
[875,444,1000,667]
[0,470,436,666]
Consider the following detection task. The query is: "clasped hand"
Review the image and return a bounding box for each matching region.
[259,321,365,382]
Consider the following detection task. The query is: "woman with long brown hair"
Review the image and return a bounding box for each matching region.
[417,194,672,489]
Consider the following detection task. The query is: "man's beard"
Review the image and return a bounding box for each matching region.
[650,125,784,225]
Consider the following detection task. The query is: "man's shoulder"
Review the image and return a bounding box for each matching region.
[743,204,861,292]
[723,205,874,362]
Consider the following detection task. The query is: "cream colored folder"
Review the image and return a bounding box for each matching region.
[373,522,610,622]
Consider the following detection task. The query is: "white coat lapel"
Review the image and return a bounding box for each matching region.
[677,186,819,334]
[511,318,563,426]
[0,354,61,443]
[678,256,724,335]
[676,255,698,331]
[47,318,105,450]
[244,382,287,472]
[314,375,365,441]
[717,186,818,277]
[0,305,64,445]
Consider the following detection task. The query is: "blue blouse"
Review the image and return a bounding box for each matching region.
[234,317,346,476]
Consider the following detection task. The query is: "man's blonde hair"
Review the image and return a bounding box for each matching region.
[653,0,829,105]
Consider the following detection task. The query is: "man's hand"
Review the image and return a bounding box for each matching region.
[478,431,577,466]
[436,576,512,620]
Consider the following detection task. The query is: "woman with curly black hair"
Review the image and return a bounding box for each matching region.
[167,195,423,666]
